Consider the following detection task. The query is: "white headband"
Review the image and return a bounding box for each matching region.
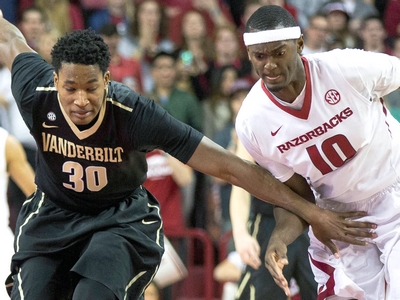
[243,26,301,46]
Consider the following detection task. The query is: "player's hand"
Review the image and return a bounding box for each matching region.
[264,236,290,296]
[310,209,377,257]
[234,232,261,270]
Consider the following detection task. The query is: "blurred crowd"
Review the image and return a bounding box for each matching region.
[0,0,399,299]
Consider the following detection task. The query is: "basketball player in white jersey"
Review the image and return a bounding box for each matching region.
[0,127,35,299]
[236,5,400,300]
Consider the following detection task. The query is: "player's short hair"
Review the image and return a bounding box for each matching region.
[245,5,298,33]
[51,29,111,74]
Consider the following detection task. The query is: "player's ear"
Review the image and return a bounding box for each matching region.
[104,71,110,88]
[246,46,251,60]
[297,35,304,54]
[53,71,58,89]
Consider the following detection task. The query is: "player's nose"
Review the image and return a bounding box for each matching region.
[74,90,89,106]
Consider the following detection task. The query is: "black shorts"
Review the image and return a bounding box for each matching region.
[9,186,164,300]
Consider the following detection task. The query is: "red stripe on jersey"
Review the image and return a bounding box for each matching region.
[309,253,336,299]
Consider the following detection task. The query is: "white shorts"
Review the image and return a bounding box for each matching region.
[309,178,400,300]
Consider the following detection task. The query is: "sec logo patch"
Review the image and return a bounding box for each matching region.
[325,89,341,105]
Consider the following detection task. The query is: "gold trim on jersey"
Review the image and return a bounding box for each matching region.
[106,98,133,112]
[235,271,251,298]
[125,270,147,298]
[36,86,57,91]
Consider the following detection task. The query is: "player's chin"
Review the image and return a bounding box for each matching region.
[70,112,94,125]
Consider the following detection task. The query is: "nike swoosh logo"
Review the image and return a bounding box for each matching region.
[142,220,158,225]
[42,122,59,129]
[271,125,283,136]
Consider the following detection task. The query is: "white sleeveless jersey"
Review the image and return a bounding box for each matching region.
[236,49,400,203]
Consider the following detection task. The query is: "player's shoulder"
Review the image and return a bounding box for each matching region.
[108,81,141,103]
[107,81,154,111]
[304,48,384,67]
[12,52,49,71]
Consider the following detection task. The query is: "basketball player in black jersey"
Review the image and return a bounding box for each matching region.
[0,10,375,300]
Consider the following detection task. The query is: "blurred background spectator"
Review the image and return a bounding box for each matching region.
[175,10,214,100]
[34,0,84,35]
[143,149,194,234]
[358,15,392,54]
[211,79,251,245]
[119,0,175,93]
[161,0,234,45]
[88,0,134,35]
[322,2,357,49]
[203,65,239,140]
[18,0,84,34]
[205,24,252,100]
[286,0,330,29]
[341,0,379,35]
[100,23,143,93]
[302,13,329,54]
[146,51,203,132]
[17,6,46,51]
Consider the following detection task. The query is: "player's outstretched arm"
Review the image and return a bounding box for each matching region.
[230,184,262,270]
[187,136,377,254]
[6,134,36,197]
[0,10,36,71]
[230,141,261,270]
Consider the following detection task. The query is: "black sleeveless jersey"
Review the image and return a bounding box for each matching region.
[11,53,203,213]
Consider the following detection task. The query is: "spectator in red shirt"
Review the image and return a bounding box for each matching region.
[384,0,400,39]
[143,150,194,233]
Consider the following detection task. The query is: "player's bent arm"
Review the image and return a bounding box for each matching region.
[0,10,36,71]
[271,173,314,244]
[187,136,377,254]
[6,134,36,197]
[264,174,314,296]
[187,136,319,221]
